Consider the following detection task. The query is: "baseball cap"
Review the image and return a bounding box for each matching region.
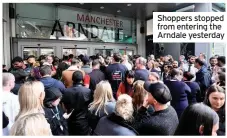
[143,81,172,104]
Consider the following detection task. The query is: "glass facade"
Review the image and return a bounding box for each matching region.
[15,3,136,44]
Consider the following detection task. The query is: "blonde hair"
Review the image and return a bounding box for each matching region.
[89,81,115,115]
[3,73,15,87]
[10,113,52,136]
[132,80,148,110]
[115,94,134,121]
[15,81,45,121]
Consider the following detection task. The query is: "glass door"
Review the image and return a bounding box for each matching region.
[23,47,39,59]
[63,48,87,57]
[119,49,134,56]
[40,47,54,56]
[95,49,113,57]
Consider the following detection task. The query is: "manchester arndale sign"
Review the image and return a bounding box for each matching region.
[51,13,125,41]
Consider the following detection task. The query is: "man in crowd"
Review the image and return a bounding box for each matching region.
[172,61,179,69]
[10,56,31,76]
[39,65,65,94]
[199,53,208,67]
[89,59,105,92]
[183,55,197,81]
[134,81,179,135]
[62,70,92,135]
[45,55,56,76]
[9,56,32,94]
[106,53,128,99]
[134,57,149,81]
[81,55,92,74]
[2,73,20,135]
[194,58,211,102]
[62,58,90,88]
[208,56,218,77]
[217,56,225,68]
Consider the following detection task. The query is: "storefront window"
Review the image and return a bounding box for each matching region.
[15,4,136,44]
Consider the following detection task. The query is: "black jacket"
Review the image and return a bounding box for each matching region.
[62,83,93,135]
[217,108,225,136]
[44,106,68,135]
[94,113,138,136]
[134,106,179,135]
[195,66,211,102]
[89,69,105,92]
[88,101,115,133]
[43,87,68,135]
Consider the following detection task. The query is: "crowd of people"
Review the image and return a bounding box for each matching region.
[2,52,226,136]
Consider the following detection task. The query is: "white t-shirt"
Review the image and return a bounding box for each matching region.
[2,91,20,136]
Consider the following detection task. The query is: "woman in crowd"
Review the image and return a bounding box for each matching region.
[116,70,135,98]
[88,81,116,134]
[175,103,219,136]
[164,69,191,118]
[132,80,155,114]
[148,72,160,82]
[15,81,45,121]
[94,94,138,135]
[183,71,201,104]
[204,84,225,135]
[147,60,154,72]
[10,113,52,136]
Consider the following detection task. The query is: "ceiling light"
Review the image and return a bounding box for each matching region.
[127,4,132,6]
[100,6,104,9]
[117,10,121,13]
[80,3,84,5]
[21,25,25,28]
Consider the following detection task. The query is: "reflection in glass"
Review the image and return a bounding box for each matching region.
[16,17,135,44]
[23,48,38,59]
[40,48,54,56]
[62,48,87,56]
[95,49,113,57]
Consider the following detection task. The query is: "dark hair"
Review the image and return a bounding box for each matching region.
[38,55,46,61]
[123,70,135,95]
[170,68,181,78]
[217,71,225,86]
[54,62,69,80]
[204,84,225,109]
[39,65,52,76]
[69,54,74,59]
[71,58,80,65]
[175,103,219,135]
[217,56,225,64]
[113,53,121,62]
[219,67,225,73]
[209,56,216,62]
[183,71,194,81]
[204,84,225,125]
[92,59,100,67]
[27,55,36,60]
[63,55,69,61]
[12,56,23,64]
[195,58,204,66]
[72,70,83,83]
